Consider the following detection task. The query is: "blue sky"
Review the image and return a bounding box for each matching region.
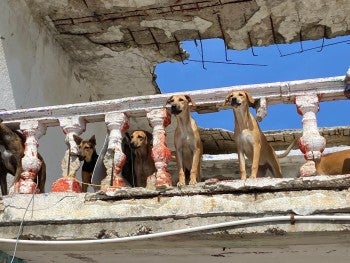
[155,36,350,131]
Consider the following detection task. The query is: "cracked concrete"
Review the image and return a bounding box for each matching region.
[21,0,350,101]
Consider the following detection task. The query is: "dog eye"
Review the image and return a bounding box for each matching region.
[138,135,144,140]
[179,98,184,102]
[238,93,244,97]
[84,146,92,149]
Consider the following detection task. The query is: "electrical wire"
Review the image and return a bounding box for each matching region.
[1,214,350,246]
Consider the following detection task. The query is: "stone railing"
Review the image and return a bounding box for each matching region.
[0,72,349,195]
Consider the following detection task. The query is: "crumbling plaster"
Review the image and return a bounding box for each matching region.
[23,0,350,101]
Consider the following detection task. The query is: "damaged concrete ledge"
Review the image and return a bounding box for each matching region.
[1,175,350,243]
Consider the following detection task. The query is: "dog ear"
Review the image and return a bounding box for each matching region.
[89,135,96,146]
[145,131,153,145]
[73,134,82,146]
[165,96,174,106]
[185,95,196,106]
[245,91,256,108]
[223,93,233,106]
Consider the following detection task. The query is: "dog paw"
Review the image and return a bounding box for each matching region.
[177,181,185,187]
[188,179,197,185]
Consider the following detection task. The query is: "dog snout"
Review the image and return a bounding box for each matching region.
[130,141,138,149]
[170,104,182,115]
[231,97,238,106]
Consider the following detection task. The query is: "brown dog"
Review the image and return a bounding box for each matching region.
[129,130,156,187]
[315,149,350,175]
[224,91,294,179]
[73,134,98,192]
[166,95,203,186]
[0,119,46,195]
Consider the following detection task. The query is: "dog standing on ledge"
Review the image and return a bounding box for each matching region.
[0,118,46,195]
[224,91,294,179]
[129,130,156,187]
[166,95,203,186]
[73,134,98,192]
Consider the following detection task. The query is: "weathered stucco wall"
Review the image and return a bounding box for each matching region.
[0,0,108,191]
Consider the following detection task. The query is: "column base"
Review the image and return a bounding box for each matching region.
[299,160,317,177]
[52,177,82,193]
[147,170,173,190]
[10,179,40,194]
[101,175,128,193]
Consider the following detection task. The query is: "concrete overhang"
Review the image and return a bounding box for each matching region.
[23,0,350,99]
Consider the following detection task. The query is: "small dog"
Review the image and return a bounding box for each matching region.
[224,91,294,179]
[166,95,203,186]
[315,149,350,175]
[73,134,98,192]
[129,130,156,187]
[0,118,46,195]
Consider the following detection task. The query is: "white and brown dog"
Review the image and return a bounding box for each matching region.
[166,95,203,186]
[224,91,294,179]
[129,130,156,187]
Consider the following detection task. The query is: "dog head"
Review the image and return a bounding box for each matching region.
[223,91,256,109]
[130,130,153,150]
[73,134,96,162]
[166,95,195,115]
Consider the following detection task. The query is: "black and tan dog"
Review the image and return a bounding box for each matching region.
[166,95,203,186]
[0,118,46,195]
[73,134,98,192]
[129,130,156,187]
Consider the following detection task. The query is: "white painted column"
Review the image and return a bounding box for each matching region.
[10,120,46,194]
[295,94,326,177]
[147,108,173,189]
[101,112,129,192]
[52,116,86,192]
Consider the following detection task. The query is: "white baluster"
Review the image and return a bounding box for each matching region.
[295,94,326,176]
[10,120,46,194]
[101,112,129,192]
[147,108,172,189]
[52,116,86,192]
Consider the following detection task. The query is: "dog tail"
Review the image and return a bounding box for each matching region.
[277,138,297,158]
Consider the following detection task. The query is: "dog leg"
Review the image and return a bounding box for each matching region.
[250,143,261,179]
[269,154,282,178]
[237,149,247,180]
[0,169,7,195]
[81,171,92,193]
[176,148,186,187]
[189,148,201,185]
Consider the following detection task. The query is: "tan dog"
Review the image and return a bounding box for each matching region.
[224,91,294,179]
[73,135,98,192]
[166,95,203,186]
[0,118,46,195]
[129,130,156,187]
[315,149,350,175]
